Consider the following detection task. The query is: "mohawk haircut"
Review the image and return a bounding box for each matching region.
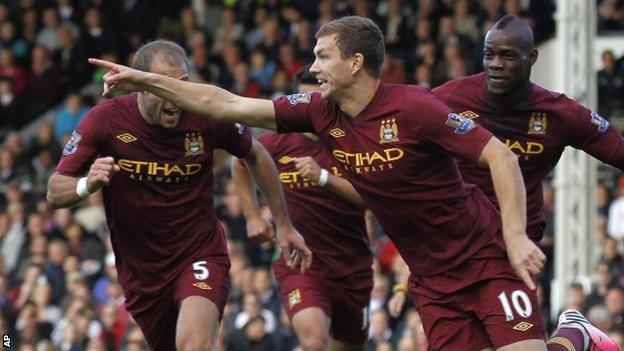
[493,14,517,29]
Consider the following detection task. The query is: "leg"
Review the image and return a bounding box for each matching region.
[291,307,332,351]
[176,296,220,351]
[173,257,231,351]
[329,269,373,351]
[275,265,333,351]
[547,310,622,351]
[497,340,546,351]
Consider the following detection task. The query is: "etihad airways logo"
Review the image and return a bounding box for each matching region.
[332,148,404,174]
[503,139,544,160]
[117,159,202,183]
[280,166,342,188]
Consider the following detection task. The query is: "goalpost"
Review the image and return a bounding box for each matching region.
[552,0,598,320]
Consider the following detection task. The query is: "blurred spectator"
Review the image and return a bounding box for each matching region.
[234,292,277,334]
[1,202,26,275]
[226,315,277,351]
[602,236,624,278]
[54,25,89,92]
[0,21,29,65]
[26,46,62,122]
[54,93,89,142]
[608,182,624,239]
[249,48,276,88]
[212,8,243,56]
[80,8,116,61]
[0,77,22,134]
[598,50,623,118]
[36,8,64,53]
[366,309,395,351]
[598,0,624,31]
[605,286,624,330]
[0,49,28,96]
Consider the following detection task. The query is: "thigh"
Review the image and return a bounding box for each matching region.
[176,296,221,348]
[276,270,332,320]
[173,257,231,318]
[129,296,178,351]
[408,279,492,351]
[474,276,545,349]
[291,307,331,342]
[330,271,373,345]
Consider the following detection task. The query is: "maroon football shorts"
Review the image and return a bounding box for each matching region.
[124,257,230,351]
[408,243,545,350]
[274,266,373,344]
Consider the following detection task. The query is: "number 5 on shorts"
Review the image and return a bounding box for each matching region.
[193,261,209,280]
[497,290,533,321]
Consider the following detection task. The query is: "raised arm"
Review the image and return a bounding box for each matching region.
[241,140,312,272]
[89,58,277,130]
[478,136,546,290]
[231,158,275,243]
[47,157,119,209]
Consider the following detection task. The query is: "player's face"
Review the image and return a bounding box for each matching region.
[310,35,354,100]
[483,29,536,96]
[139,59,188,129]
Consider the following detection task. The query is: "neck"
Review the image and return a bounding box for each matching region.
[337,76,381,117]
[488,80,532,106]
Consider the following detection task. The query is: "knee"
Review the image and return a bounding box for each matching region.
[299,334,330,351]
[176,336,213,351]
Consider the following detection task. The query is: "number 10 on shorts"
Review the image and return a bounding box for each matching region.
[497,290,533,321]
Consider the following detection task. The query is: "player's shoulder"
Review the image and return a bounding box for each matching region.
[86,93,136,121]
[433,73,484,100]
[530,83,589,118]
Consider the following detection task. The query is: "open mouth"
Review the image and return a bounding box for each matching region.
[163,108,179,119]
[317,78,328,89]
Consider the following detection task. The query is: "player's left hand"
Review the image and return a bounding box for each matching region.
[276,226,312,273]
[506,235,547,290]
[293,157,322,183]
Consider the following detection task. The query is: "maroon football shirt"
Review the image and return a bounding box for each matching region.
[257,132,371,279]
[273,84,504,276]
[57,93,252,296]
[434,73,624,242]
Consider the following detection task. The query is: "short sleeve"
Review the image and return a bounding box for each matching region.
[568,102,624,170]
[273,92,324,133]
[216,122,253,158]
[56,103,110,177]
[411,88,493,164]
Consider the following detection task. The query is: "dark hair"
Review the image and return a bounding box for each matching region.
[292,64,317,92]
[134,39,189,72]
[316,16,385,78]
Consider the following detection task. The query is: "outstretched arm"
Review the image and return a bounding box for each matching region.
[242,140,312,272]
[478,137,546,290]
[89,58,278,130]
[47,157,119,209]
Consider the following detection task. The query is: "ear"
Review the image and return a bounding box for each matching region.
[352,53,364,75]
[529,48,538,66]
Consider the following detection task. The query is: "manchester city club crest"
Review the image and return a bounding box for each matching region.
[379,118,399,143]
[528,112,547,135]
[184,132,205,156]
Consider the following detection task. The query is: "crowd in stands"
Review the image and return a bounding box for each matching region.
[1,0,624,350]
